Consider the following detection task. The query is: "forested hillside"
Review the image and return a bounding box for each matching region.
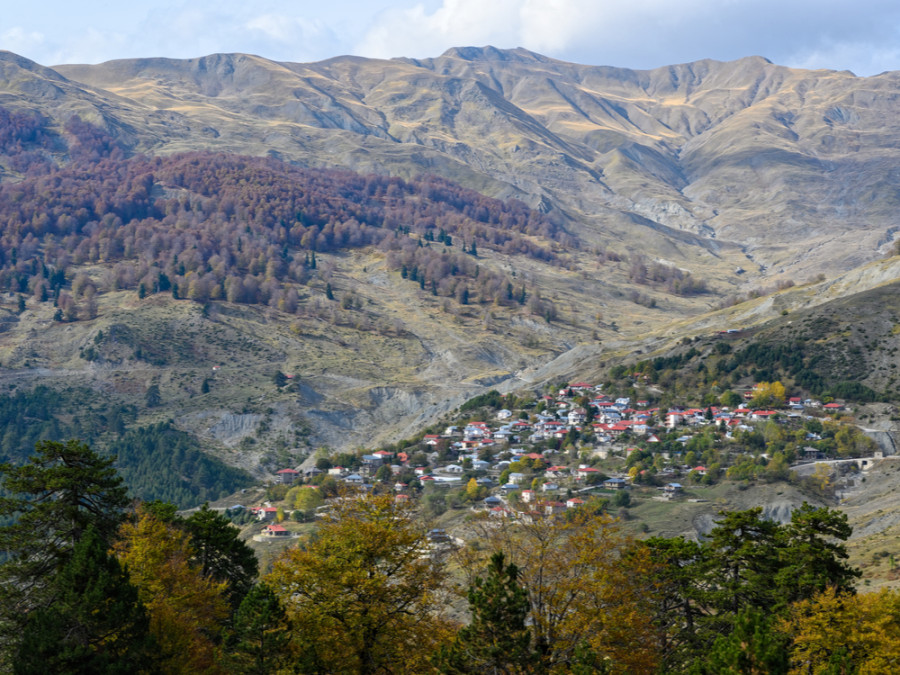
[601,277,900,411]
[1,442,895,674]
[0,105,572,314]
[0,387,251,508]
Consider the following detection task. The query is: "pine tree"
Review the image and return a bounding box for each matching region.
[225,583,292,675]
[12,526,157,675]
[0,440,130,660]
[184,504,259,609]
[689,608,789,675]
[773,502,859,608]
[435,552,534,674]
[145,384,161,407]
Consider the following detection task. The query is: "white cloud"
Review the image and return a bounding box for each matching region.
[357,0,522,59]
[246,14,329,45]
[354,0,900,74]
[4,0,900,74]
[1,27,46,56]
[354,0,722,62]
[787,40,900,77]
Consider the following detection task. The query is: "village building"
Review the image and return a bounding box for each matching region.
[275,468,299,484]
[263,524,290,537]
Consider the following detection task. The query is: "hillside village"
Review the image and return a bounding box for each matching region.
[240,378,881,541]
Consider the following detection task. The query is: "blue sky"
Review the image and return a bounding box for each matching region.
[3,0,900,76]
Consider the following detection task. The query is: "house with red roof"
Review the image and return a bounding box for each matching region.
[263,524,290,537]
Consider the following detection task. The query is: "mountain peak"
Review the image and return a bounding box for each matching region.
[438,46,548,63]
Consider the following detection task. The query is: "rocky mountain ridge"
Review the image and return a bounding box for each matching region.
[1,46,900,464]
[0,47,895,283]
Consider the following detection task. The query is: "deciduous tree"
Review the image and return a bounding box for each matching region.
[781,587,900,674]
[465,510,661,673]
[114,506,230,675]
[267,494,452,674]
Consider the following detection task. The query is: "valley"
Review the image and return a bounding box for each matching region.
[0,46,899,555]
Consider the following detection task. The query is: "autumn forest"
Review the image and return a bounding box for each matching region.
[0,440,896,674]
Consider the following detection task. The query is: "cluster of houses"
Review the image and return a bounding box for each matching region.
[253,381,848,526]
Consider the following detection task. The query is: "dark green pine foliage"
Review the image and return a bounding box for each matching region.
[644,504,859,674]
[144,383,161,407]
[703,508,783,622]
[643,537,707,672]
[0,440,131,662]
[688,608,789,675]
[774,502,859,608]
[435,551,534,674]
[0,440,129,606]
[12,526,158,675]
[109,422,254,508]
[225,582,292,675]
[184,504,259,609]
[0,386,126,465]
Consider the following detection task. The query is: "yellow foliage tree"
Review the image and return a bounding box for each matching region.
[781,586,900,673]
[266,494,453,674]
[466,478,480,500]
[113,506,230,675]
[292,485,325,512]
[464,510,662,673]
[751,381,786,408]
[811,463,833,494]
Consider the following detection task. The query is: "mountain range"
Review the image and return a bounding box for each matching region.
[1,46,899,465]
